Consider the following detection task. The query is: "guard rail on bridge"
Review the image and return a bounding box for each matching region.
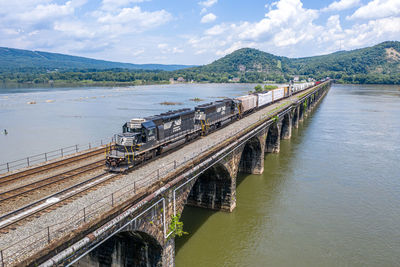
[0,137,114,174]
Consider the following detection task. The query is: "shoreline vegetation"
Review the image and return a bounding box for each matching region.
[1,79,399,90]
[1,72,399,89]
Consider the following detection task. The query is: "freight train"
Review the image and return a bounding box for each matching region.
[106,81,319,172]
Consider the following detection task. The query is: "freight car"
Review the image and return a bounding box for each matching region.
[255,91,273,108]
[236,94,257,115]
[106,80,325,172]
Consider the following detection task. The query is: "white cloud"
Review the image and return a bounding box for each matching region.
[347,0,400,20]
[186,0,400,62]
[157,43,184,54]
[101,0,149,11]
[172,47,184,53]
[322,0,360,12]
[199,0,218,8]
[17,2,74,23]
[132,49,145,56]
[97,6,172,31]
[238,0,319,42]
[205,24,228,35]
[158,43,168,49]
[201,13,217,23]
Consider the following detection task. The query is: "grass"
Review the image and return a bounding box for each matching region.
[160,101,183,106]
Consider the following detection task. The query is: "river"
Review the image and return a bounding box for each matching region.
[0,83,255,163]
[1,83,399,266]
[175,84,400,266]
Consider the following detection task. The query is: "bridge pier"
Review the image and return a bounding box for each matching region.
[299,101,305,122]
[292,106,299,129]
[280,113,292,140]
[265,123,280,153]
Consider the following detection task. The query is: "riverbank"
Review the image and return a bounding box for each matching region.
[2,80,399,90]
[0,80,171,89]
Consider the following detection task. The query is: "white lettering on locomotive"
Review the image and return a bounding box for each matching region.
[173,125,181,132]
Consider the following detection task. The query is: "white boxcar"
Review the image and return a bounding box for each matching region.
[272,88,284,101]
[236,95,257,113]
[256,91,273,107]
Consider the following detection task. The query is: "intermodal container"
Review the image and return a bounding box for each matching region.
[272,88,284,101]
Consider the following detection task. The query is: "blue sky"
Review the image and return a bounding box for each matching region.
[0,0,399,65]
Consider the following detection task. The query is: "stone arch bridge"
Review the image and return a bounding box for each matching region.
[18,82,330,267]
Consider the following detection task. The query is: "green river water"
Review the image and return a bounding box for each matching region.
[175,84,400,267]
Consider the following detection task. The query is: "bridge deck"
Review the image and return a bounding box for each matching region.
[0,85,323,266]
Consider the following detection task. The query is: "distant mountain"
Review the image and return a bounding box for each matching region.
[0,47,194,71]
[185,41,400,83]
[197,48,290,74]
[291,41,400,76]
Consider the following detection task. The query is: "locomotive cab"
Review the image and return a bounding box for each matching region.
[107,118,146,171]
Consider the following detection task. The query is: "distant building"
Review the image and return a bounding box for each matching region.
[293,76,299,82]
[177,77,185,82]
[231,77,240,82]
[238,65,246,72]
[169,78,175,84]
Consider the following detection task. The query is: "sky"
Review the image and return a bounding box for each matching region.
[0,0,399,65]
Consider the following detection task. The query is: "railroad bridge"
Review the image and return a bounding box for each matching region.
[0,81,331,267]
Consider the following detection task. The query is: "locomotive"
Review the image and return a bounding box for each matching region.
[106,81,319,172]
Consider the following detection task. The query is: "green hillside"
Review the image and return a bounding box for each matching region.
[291,41,400,82]
[178,41,400,84]
[0,47,193,71]
[199,48,290,73]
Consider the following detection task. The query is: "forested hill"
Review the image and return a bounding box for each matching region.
[291,41,400,77]
[180,41,400,84]
[0,47,193,71]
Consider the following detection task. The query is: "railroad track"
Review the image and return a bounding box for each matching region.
[0,138,185,232]
[0,171,121,233]
[0,160,106,206]
[0,146,109,187]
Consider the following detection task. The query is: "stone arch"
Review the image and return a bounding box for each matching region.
[266,124,280,153]
[280,113,291,140]
[238,136,264,174]
[74,231,163,267]
[186,163,234,212]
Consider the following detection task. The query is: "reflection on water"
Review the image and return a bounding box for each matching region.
[175,84,400,267]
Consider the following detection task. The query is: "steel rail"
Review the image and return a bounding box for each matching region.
[0,147,107,186]
[0,172,119,231]
[0,160,105,203]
